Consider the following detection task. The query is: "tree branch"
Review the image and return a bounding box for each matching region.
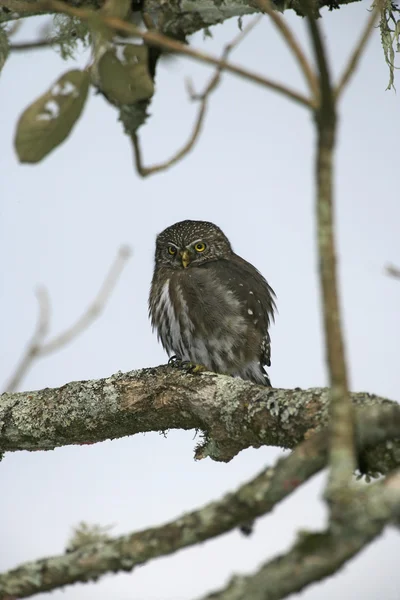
[0,0,369,33]
[305,2,355,496]
[386,263,400,279]
[9,38,55,50]
[254,0,319,101]
[198,469,400,600]
[7,0,314,109]
[3,246,131,393]
[335,3,380,100]
[131,17,262,177]
[1,367,399,473]
[0,410,399,600]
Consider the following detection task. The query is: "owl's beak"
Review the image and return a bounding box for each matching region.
[180,249,191,268]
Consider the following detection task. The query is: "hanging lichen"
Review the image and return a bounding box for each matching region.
[52,15,91,60]
[378,0,400,90]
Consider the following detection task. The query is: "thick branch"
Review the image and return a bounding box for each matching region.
[0,0,366,34]
[0,413,399,600]
[0,367,399,473]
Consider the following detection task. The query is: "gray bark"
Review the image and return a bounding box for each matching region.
[1,366,399,473]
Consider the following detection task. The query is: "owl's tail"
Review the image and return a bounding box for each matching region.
[262,366,272,387]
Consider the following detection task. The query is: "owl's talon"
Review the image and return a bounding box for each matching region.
[186,363,207,374]
[169,359,207,374]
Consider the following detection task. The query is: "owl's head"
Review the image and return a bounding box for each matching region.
[155,220,233,269]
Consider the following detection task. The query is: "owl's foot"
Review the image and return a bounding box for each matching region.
[168,357,207,374]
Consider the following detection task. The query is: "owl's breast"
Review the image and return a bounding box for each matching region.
[150,277,193,360]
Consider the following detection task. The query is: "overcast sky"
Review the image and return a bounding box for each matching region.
[1,3,399,599]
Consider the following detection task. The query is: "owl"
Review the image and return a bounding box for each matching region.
[149,220,276,386]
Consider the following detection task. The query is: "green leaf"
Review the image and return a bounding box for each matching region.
[14,69,90,164]
[0,25,9,75]
[98,45,154,106]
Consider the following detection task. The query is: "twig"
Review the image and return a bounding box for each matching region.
[304,2,356,498]
[0,419,399,600]
[386,263,400,279]
[335,4,380,100]
[254,0,319,101]
[132,17,262,177]
[4,287,50,393]
[5,18,23,36]
[9,38,57,50]
[3,246,131,393]
[198,470,400,600]
[14,0,314,109]
[39,245,131,355]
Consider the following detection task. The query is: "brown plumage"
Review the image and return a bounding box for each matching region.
[149,220,276,386]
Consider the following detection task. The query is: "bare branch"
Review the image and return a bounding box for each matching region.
[3,287,50,393]
[132,17,262,177]
[0,414,399,600]
[198,470,400,600]
[335,4,380,100]
[39,245,131,355]
[9,38,56,50]
[305,3,356,496]
[3,246,131,393]
[386,263,400,279]
[254,0,319,101]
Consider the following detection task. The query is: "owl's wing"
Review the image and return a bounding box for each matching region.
[201,255,276,368]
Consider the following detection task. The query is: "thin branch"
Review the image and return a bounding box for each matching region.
[9,38,55,50]
[304,2,356,497]
[0,417,399,600]
[39,245,131,355]
[198,470,400,600]
[3,287,50,393]
[254,0,319,101]
[4,18,23,36]
[14,0,314,109]
[3,246,131,393]
[0,435,324,599]
[132,17,262,177]
[335,4,380,100]
[9,37,140,51]
[386,263,400,279]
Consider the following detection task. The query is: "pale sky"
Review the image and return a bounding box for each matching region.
[1,3,399,599]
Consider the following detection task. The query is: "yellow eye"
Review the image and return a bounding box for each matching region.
[168,246,177,255]
[194,242,206,253]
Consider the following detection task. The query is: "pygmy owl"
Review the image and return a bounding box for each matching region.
[149,220,276,386]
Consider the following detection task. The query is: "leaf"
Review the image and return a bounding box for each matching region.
[98,45,154,106]
[14,69,90,163]
[0,25,9,75]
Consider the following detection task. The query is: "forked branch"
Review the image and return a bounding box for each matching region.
[131,17,263,176]
[3,246,131,392]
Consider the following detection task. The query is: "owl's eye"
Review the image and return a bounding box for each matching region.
[168,246,177,256]
[194,242,206,253]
